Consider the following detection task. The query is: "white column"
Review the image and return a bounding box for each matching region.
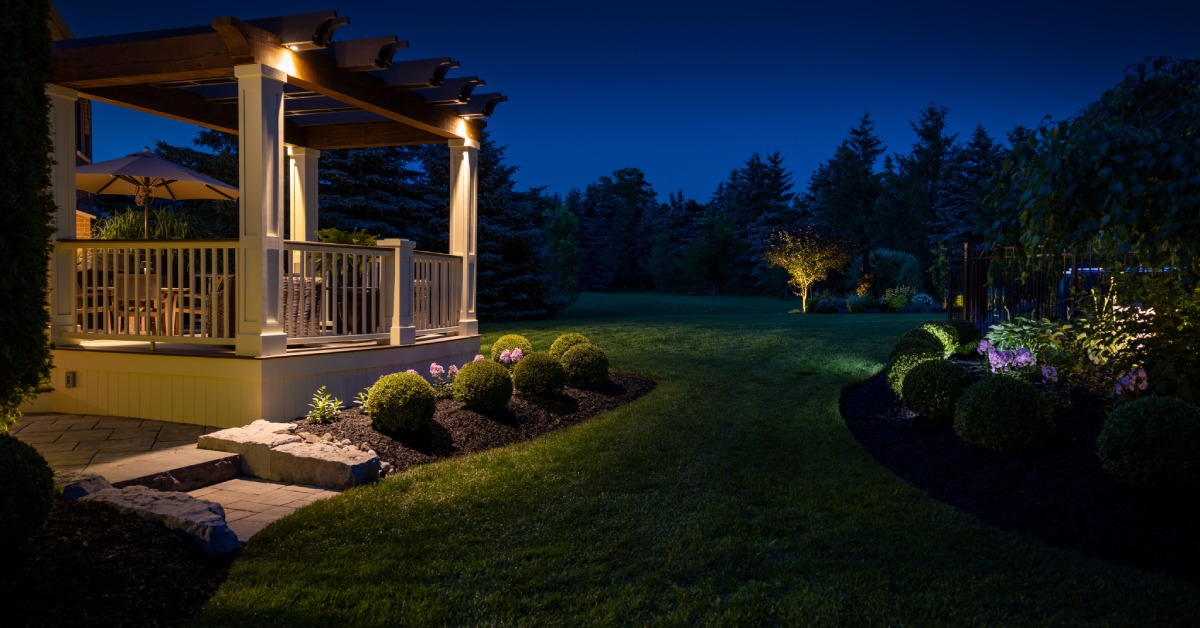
[448,138,479,336]
[379,238,416,346]
[235,64,288,357]
[288,146,320,242]
[47,85,80,346]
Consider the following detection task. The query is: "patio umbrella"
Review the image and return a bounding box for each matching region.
[76,148,239,237]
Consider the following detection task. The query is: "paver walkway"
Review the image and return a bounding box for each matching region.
[12,413,340,541]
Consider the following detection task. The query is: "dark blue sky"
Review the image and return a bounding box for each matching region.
[56,0,1199,202]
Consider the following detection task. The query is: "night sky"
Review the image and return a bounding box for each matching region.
[55,0,1200,202]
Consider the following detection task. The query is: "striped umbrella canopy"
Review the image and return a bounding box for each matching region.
[76,148,239,237]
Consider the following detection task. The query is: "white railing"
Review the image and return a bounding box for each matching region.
[61,240,238,343]
[59,239,464,347]
[282,241,391,344]
[414,251,462,334]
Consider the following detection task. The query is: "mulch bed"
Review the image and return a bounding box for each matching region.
[3,374,655,627]
[841,371,1200,582]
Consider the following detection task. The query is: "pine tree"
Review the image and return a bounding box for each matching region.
[542,203,583,304]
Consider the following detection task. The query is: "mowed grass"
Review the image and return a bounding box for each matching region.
[195,293,1199,625]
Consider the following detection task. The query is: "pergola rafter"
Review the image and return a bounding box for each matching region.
[49,10,506,147]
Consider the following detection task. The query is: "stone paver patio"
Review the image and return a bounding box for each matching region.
[11,413,340,541]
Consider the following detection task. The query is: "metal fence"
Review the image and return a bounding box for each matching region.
[948,243,1120,330]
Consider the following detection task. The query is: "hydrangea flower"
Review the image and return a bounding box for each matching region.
[1041,365,1058,383]
[1114,367,1149,396]
[977,339,992,355]
[429,362,445,379]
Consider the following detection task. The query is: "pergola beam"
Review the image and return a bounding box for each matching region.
[51,31,235,88]
[301,121,445,149]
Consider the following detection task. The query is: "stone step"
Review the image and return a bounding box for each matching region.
[84,445,241,492]
[198,420,381,490]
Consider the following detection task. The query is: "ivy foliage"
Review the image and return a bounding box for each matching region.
[990,57,1200,282]
[0,0,54,429]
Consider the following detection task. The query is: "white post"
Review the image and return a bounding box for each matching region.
[379,238,416,345]
[47,85,81,346]
[448,138,479,336]
[235,64,288,357]
[288,146,320,242]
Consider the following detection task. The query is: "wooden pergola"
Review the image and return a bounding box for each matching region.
[46,10,506,358]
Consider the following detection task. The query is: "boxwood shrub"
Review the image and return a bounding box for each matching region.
[512,352,567,397]
[1096,396,1200,488]
[946,319,983,356]
[886,347,943,395]
[0,434,55,552]
[919,322,958,357]
[901,359,973,422]
[490,334,534,362]
[561,343,609,390]
[887,336,944,363]
[954,377,1053,452]
[454,359,513,413]
[366,372,437,433]
[549,332,591,359]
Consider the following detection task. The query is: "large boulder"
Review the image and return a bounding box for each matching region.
[79,485,239,555]
[198,420,380,490]
[54,471,113,503]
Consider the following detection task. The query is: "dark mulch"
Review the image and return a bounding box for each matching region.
[0,501,233,627]
[2,374,654,626]
[841,371,1200,582]
[293,373,657,472]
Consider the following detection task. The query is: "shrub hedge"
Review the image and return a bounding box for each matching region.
[0,434,55,552]
[901,360,973,422]
[561,343,609,390]
[512,352,567,397]
[490,334,534,362]
[549,333,592,359]
[454,359,513,413]
[366,372,437,433]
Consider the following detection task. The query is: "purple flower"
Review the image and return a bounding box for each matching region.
[500,348,512,363]
[474,354,485,362]
[511,348,524,362]
[1041,365,1058,383]
[448,364,459,376]
[1014,348,1036,368]
[977,339,992,355]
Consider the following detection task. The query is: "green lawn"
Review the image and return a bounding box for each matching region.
[195,293,1199,625]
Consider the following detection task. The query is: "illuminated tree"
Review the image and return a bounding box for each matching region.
[763,229,852,313]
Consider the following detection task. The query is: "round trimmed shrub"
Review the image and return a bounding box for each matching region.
[1096,397,1200,488]
[919,322,957,357]
[954,377,1053,452]
[549,332,591,359]
[367,372,437,432]
[886,347,943,395]
[454,359,513,413]
[947,319,982,356]
[887,335,943,363]
[561,343,609,390]
[0,434,55,552]
[490,334,534,362]
[512,352,567,396]
[901,359,973,421]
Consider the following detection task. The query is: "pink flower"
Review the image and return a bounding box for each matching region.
[448,364,459,376]
[430,362,445,379]
[474,354,485,362]
[405,369,418,375]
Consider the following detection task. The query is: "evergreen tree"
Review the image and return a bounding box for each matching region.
[938,124,1003,246]
[681,209,739,311]
[809,113,886,292]
[319,146,440,247]
[891,103,960,267]
[153,130,239,237]
[709,152,798,295]
[1,0,54,428]
[542,202,583,304]
[576,168,658,290]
